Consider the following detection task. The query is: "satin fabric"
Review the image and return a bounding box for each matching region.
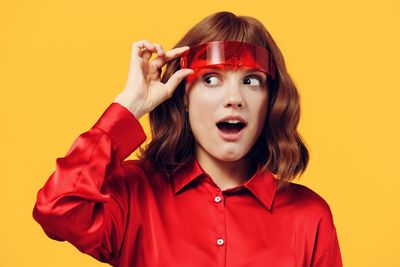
[33,102,343,267]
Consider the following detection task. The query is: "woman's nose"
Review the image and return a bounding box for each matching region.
[223,83,245,109]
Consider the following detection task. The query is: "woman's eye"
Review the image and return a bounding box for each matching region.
[244,75,264,87]
[202,73,221,86]
[201,73,265,87]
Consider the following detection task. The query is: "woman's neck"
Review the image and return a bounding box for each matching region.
[195,146,255,191]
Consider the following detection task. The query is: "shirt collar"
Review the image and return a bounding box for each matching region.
[171,156,277,211]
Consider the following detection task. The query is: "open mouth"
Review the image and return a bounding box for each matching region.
[216,120,247,134]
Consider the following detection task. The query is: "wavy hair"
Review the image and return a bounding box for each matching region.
[137,11,309,192]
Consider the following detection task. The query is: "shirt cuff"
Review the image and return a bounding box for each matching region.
[92,102,147,159]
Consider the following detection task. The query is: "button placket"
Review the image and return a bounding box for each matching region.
[213,192,226,267]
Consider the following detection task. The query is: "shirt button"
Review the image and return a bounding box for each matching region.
[214,196,222,203]
[217,238,224,246]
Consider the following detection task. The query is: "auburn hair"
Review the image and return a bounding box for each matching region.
[137,11,309,192]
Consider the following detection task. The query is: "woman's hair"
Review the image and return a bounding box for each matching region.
[137,11,309,192]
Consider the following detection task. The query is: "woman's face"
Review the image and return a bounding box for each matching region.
[184,65,269,162]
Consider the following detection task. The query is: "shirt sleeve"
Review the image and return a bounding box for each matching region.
[310,207,343,267]
[32,102,147,265]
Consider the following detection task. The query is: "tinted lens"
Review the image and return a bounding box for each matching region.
[180,40,276,82]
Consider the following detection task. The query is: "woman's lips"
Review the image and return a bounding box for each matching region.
[217,125,246,141]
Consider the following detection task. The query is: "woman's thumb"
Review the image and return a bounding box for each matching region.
[164,69,194,97]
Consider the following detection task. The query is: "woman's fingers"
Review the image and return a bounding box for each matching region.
[140,48,153,61]
[151,46,190,69]
[153,43,165,57]
[141,43,165,61]
[118,40,193,119]
[132,40,157,59]
[131,40,188,72]
[164,68,194,97]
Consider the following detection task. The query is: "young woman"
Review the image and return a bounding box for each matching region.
[33,11,343,267]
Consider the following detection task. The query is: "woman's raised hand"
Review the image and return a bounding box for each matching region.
[113,40,194,119]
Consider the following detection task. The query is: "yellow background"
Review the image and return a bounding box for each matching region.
[1,0,399,266]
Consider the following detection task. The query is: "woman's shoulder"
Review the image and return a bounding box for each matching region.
[108,158,167,188]
[121,158,163,177]
[276,180,335,220]
[120,159,148,176]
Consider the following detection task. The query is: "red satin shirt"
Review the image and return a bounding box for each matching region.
[33,102,343,267]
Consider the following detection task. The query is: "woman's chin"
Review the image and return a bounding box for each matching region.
[213,151,246,162]
[195,141,249,162]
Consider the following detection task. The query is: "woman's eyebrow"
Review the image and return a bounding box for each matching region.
[243,67,261,72]
[243,67,267,75]
[201,66,225,71]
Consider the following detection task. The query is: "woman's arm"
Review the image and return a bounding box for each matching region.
[32,40,193,264]
[310,208,343,267]
[32,102,146,264]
